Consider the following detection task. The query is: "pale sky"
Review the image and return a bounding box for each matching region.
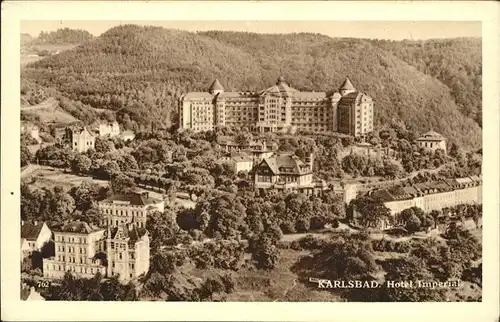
[21,21,481,41]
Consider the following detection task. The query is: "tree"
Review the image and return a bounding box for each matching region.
[94,137,115,153]
[292,233,377,284]
[379,257,447,301]
[429,210,442,229]
[44,186,76,223]
[250,232,280,270]
[189,240,245,270]
[99,160,120,180]
[383,160,404,179]
[405,214,421,233]
[21,184,44,221]
[118,154,139,172]
[449,142,460,158]
[199,194,247,239]
[21,146,33,166]
[233,132,253,147]
[71,154,92,174]
[146,207,182,250]
[110,173,135,195]
[350,196,391,228]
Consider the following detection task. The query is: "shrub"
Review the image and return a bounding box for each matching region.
[394,240,411,253]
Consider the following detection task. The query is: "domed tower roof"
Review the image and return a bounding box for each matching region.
[340,77,356,91]
[209,79,224,94]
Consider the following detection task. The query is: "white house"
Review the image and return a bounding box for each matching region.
[99,121,120,137]
[416,130,447,153]
[21,221,52,256]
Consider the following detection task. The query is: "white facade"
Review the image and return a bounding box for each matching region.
[21,221,52,253]
[98,193,165,229]
[383,185,482,216]
[416,130,447,153]
[43,225,107,279]
[99,121,120,137]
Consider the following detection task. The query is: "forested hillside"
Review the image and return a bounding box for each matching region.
[32,28,94,45]
[370,38,482,126]
[22,25,482,149]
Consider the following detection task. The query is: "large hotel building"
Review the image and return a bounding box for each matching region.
[179,76,374,137]
[43,191,159,282]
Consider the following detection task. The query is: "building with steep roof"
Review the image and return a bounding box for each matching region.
[65,126,95,153]
[416,130,447,153]
[99,121,120,137]
[106,223,150,281]
[250,152,328,196]
[98,190,164,229]
[20,221,52,258]
[179,76,374,137]
[43,220,107,279]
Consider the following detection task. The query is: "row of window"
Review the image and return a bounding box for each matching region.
[103,208,145,216]
[111,259,135,268]
[106,219,145,228]
[57,245,87,254]
[46,264,102,274]
[56,235,87,243]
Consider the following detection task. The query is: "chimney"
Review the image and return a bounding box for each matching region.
[21,220,25,226]
[34,220,38,226]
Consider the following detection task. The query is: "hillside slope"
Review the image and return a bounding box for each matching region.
[22,25,482,149]
[370,38,482,126]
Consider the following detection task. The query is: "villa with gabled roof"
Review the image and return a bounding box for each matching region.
[106,223,150,281]
[250,152,328,196]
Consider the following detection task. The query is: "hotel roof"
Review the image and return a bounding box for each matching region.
[340,77,356,91]
[183,92,214,99]
[101,192,161,206]
[54,221,103,234]
[373,176,481,202]
[209,79,224,92]
[260,77,299,96]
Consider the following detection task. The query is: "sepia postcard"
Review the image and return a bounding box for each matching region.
[1,1,499,322]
